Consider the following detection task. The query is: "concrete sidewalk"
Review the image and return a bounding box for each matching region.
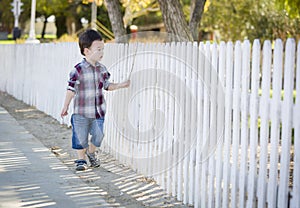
[0,106,112,208]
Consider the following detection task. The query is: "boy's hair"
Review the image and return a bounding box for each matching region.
[79,29,103,56]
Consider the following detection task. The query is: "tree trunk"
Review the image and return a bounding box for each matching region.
[189,0,206,41]
[55,15,67,38]
[104,0,127,43]
[157,0,193,41]
[41,16,48,39]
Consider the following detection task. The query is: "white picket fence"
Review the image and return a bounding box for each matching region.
[0,39,299,208]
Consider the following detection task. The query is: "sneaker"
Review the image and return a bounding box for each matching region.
[74,159,88,171]
[86,152,100,168]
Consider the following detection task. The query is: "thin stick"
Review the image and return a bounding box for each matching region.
[128,43,138,79]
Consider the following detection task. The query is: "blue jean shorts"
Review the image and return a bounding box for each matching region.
[71,114,105,149]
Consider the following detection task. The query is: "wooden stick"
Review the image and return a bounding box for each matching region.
[128,43,138,79]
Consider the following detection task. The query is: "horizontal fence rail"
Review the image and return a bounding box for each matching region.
[0,39,299,208]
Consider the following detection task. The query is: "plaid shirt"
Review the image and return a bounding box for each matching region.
[67,59,110,118]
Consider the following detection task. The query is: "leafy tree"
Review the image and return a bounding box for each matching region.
[276,0,300,18]
[104,0,126,42]
[157,0,206,41]
[0,0,14,32]
[35,0,69,39]
[121,0,159,27]
[201,0,300,42]
[104,0,206,41]
[157,0,193,41]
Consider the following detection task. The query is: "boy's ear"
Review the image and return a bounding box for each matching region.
[83,48,89,56]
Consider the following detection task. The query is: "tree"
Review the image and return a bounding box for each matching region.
[35,0,69,39]
[201,0,300,42]
[36,0,90,39]
[0,0,14,32]
[121,0,159,27]
[157,0,192,41]
[103,0,206,42]
[276,0,300,18]
[189,0,206,40]
[104,0,127,42]
[157,0,206,41]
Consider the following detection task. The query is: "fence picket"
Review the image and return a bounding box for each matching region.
[257,40,272,207]
[278,38,295,207]
[183,42,192,204]
[231,41,242,208]
[291,41,300,208]
[171,41,179,198]
[246,40,261,208]
[164,42,172,195]
[291,42,300,208]
[194,42,205,208]
[238,40,250,208]
[200,42,211,208]
[188,42,198,205]
[267,39,283,208]
[222,42,233,208]
[215,41,226,208]
[207,42,218,208]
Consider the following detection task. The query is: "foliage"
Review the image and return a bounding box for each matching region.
[276,0,300,18]
[200,0,300,42]
[0,0,15,31]
[121,0,159,27]
[1,0,299,42]
[54,33,78,42]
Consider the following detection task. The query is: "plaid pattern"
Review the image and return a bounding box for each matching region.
[67,59,110,118]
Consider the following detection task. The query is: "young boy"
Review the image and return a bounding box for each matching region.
[61,29,130,171]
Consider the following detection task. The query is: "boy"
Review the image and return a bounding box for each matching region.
[61,29,130,171]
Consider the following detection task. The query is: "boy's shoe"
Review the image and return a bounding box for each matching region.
[74,159,88,171]
[86,152,100,168]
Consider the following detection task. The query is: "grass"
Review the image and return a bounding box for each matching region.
[0,33,57,45]
[0,40,15,44]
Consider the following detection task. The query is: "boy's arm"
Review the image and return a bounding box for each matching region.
[107,80,130,91]
[61,90,75,117]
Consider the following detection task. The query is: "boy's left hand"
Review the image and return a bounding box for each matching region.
[121,80,130,88]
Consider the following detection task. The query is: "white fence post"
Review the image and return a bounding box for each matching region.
[222,41,233,208]
[215,41,226,208]
[238,40,250,207]
[207,42,218,208]
[257,40,272,207]
[246,39,260,208]
[292,40,300,208]
[278,38,295,208]
[194,42,205,208]
[231,41,242,208]
[267,39,283,208]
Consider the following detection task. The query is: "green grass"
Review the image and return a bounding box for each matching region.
[0,40,15,44]
[0,33,57,45]
[258,89,297,102]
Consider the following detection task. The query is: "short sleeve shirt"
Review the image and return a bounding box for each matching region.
[67,59,110,118]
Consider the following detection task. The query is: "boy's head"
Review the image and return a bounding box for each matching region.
[79,29,104,63]
[79,29,102,55]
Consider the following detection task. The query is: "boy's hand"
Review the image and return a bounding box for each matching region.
[61,106,69,117]
[122,80,130,88]
[107,80,131,91]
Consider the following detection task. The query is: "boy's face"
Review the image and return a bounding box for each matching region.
[85,40,104,62]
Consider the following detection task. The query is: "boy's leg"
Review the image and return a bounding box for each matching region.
[77,149,86,160]
[71,114,89,170]
[89,117,104,151]
[87,118,104,167]
[88,143,97,154]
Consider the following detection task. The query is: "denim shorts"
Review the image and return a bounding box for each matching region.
[71,114,105,149]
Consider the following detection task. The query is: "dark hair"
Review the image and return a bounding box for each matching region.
[79,29,103,56]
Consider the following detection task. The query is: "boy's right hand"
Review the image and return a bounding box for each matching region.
[61,106,69,117]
